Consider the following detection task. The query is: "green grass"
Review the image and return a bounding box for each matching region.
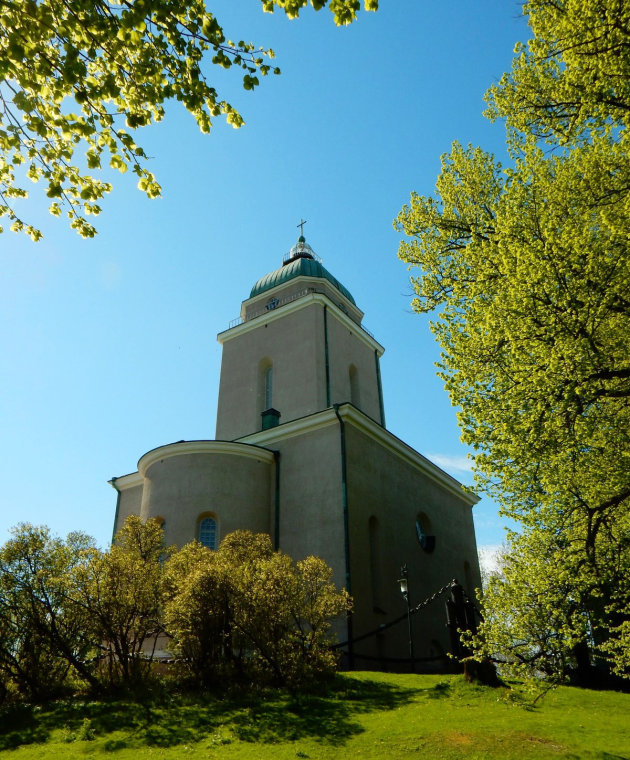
[0,673,628,759]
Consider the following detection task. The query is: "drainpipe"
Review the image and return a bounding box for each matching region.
[375,349,385,427]
[334,403,353,667]
[273,451,281,550]
[109,477,121,545]
[324,305,331,407]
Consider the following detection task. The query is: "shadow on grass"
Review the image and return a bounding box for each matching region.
[0,676,419,751]
[229,676,420,746]
[425,679,452,699]
[0,703,51,749]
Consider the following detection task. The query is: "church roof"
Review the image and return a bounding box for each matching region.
[249,236,356,305]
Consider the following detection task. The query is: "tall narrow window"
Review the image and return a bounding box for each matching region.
[369,516,383,613]
[416,512,436,553]
[349,364,360,407]
[199,516,218,550]
[264,365,273,409]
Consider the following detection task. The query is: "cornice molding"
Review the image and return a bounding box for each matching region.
[240,404,478,507]
[109,472,143,491]
[137,439,275,477]
[239,407,340,447]
[337,404,479,506]
[218,292,385,357]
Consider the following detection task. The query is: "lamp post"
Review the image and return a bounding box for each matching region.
[398,563,415,671]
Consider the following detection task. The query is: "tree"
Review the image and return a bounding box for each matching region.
[395,0,630,681]
[72,515,166,688]
[0,0,376,240]
[484,0,630,145]
[468,520,630,686]
[0,524,98,698]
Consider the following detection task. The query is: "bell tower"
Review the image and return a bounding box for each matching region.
[215,235,386,441]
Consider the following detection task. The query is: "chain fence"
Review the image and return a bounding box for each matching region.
[333,578,462,651]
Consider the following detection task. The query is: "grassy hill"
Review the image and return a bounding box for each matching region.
[1,672,628,759]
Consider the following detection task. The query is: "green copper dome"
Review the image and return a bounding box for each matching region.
[249,238,356,305]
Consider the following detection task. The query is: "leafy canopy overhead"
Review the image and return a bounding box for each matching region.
[0,0,377,240]
[484,0,630,144]
[396,0,630,681]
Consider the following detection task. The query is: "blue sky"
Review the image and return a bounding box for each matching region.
[1,1,527,558]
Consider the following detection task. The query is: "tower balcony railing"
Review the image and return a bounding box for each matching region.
[228,287,374,339]
[228,288,312,328]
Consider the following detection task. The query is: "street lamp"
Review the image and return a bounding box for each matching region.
[398,564,415,671]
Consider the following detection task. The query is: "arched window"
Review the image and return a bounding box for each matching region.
[198,516,218,550]
[369,516,384,613]
[416,512,436,554]
[264,365,273,409]
[349,364,360,407]
[259,358,274,412]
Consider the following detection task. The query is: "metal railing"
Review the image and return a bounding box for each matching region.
[333,579,457,650]
[227,288,375,340]
[229,288,312,328]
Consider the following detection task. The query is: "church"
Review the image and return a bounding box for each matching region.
[110,232,481,669]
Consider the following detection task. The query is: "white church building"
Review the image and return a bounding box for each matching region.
[110,234,481,669]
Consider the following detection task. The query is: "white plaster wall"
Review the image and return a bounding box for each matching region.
[140,450,272,548]
[113,483,143,538]
[344,423,481,667]
[216,303,326,440]
[326,311,383,424]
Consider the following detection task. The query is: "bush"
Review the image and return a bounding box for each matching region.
[164,531,351,688]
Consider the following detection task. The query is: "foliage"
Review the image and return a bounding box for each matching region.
[484,0,630,145]
[72,515,166,688]
[601,620,630,679]
[163,539,231,686]
[0,520,347,699]
[222,532,351,686]
[164,530,351,687]
[395,0,630,682]
[0,524,98,699]
[0,0,377,239]
[466,528,616,686]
